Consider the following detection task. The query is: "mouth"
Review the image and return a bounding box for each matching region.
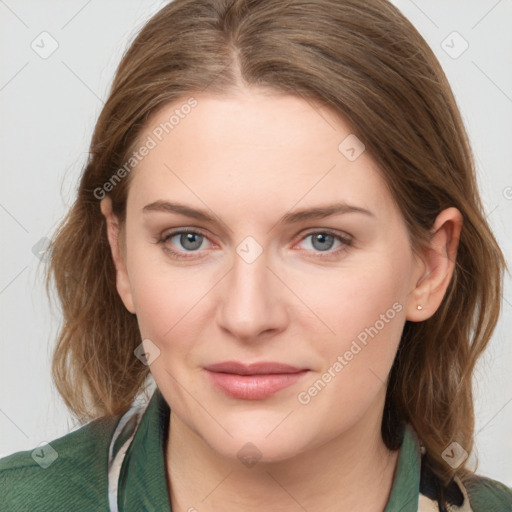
[203,361,310,400]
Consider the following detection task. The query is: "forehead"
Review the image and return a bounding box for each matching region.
[126,89,396,221]
[139,90,350,159]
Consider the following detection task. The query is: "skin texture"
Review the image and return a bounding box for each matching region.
[101,88,463,511]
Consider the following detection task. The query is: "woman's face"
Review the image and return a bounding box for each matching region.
[107,88,428,462]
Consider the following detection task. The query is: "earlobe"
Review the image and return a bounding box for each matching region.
[406,207,463,322]
[100,197,136,314]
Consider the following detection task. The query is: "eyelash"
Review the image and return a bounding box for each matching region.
[157,227,353,260]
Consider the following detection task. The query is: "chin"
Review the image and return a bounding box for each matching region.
[193,413,315,465]
[207,434,308,467]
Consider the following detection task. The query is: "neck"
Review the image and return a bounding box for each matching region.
[166,391,400,512]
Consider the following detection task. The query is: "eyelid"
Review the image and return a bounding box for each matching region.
[295,228,352,243]
[158,227,214,260]
[292,228,353,254]
[158,226,353,261]
[161,226,210,240]
[160,227,215,249]
[160,227,351,245]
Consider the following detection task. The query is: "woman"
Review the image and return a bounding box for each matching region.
[1,0,510,510]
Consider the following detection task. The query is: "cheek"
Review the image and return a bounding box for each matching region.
[130,267,202,339]
[290,266,407,437]
[305,256,409,382]
[126,244,221,359]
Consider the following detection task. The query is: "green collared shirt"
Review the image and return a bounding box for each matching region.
[1,388,511,511]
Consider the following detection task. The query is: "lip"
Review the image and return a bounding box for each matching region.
[204,361,306,375]
[204,361,309,400]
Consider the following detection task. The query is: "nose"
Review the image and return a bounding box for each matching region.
[216,245,289,343]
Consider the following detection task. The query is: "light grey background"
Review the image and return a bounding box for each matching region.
[1,0,511,486]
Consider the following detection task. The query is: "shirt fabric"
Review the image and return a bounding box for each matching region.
[1,387,511,511]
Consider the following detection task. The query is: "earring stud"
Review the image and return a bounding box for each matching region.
[417,305,423,310]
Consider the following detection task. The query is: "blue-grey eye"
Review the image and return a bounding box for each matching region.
[168,231,205,251]
[309,233,336,251]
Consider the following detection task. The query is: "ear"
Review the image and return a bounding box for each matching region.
[100,196,136,314]
[406,207,463,322]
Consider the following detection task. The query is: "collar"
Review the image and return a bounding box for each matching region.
[115,388,425,511]
[384,423,422,511]
[117,387,172,511]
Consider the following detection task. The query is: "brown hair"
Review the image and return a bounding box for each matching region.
[46,0,505,494]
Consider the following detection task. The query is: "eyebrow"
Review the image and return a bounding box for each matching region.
[142,200,375,225]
